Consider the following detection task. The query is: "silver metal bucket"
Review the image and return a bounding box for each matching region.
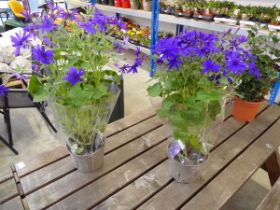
[68,143,105,173]
[169,157,208,184]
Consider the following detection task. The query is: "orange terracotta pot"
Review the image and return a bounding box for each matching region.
[233,96,265,122]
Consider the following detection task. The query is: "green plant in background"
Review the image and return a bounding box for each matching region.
[236,27,280,102]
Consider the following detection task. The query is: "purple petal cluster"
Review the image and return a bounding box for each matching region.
[63,67,84,86]
[153,30,261,84]
[40,16,57,34]
[0,85,9,97]
[118,47,144,73]
[168,141,182,158]
[32,45,54,65]
[10,31,31,56]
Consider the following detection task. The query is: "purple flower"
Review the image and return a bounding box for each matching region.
[109,17,126,30]
[43,36,55,48]
[201,59,220,74]
[24,23,39,38]
[11,73,27,81]
[10,31,31,56]
[32,45,54,65]
[63,67,84,86]
[113,42,123,53]
[40,16,57,34]
[32,64,39,72]
[168,141,182,158]
[118,64,130,74]
[20,9,38,22]
[123,35,129,49]
[59,9,79,21]
[0,85,9,97]
[225,52,248,75]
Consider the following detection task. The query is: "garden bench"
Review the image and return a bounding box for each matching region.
[0,101,279,210]
[256,176,280,210]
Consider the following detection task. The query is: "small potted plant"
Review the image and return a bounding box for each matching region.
[130,0,141,10]
[233,27,280,122]
[142,0,152,11]
[268,8,280,31]
[181,2,193,18]
[121,0,130,8]
[147,30,258,183]
[11,5,143,173]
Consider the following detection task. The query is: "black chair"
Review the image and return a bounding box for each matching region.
[0,76,57,155]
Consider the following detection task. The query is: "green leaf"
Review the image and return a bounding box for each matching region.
[28,75,48,102]
[147,83,162,97]
[92,84,108,100]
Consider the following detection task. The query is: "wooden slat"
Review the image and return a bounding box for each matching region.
[25,125,169,210]
[181,118,280,210]
[49,141,169,210]
[0,165,13,184]
[256,177,280,210]
[90,105,266,210]
[92,160,171,210]
[15,106,157,178]
[0,179,18,204]
[0,197,24,210]
[105,106,157,137]
[137,105,280,210]
[15,146,68,177]
[21,116,163,195]
[105,116,162,152]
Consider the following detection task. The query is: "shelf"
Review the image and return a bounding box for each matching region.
[106,36,151,55]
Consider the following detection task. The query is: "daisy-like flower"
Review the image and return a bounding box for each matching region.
[10,31,31,56]
[32,45,54,65]
[63,67,84,86]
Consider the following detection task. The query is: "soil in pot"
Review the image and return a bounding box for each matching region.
[233,96,265,122]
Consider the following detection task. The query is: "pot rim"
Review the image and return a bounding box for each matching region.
[66,141,105,157]
[234,96,266,105]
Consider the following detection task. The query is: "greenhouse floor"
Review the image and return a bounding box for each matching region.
[0,50,277,210]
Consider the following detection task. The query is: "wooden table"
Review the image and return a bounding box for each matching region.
[1,102,280,210]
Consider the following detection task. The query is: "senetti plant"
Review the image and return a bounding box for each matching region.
[10,4,143,155]
[148,29,260,164]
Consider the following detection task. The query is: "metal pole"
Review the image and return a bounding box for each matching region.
[149,0,159,77]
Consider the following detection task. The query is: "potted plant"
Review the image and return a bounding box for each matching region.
[115,0,122,7]
[130,0,141,10]
[147,30,259,183]
[142,0,152,11]
[11,5,143,172]
[121,0,130,8]
[233,27,280,122]
[268,8,280,31]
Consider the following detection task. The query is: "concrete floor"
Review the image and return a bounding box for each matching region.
[0,50,276,210]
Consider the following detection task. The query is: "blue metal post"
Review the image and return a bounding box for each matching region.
[91,0,96,4]
[150,0,160,77]
[116,13,120,19]
[269,72,280,105]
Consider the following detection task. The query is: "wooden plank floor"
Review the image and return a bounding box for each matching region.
[0,103,280,210]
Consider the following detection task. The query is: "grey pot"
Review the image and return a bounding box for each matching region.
[169,156,208,184]
[68,142,105,173]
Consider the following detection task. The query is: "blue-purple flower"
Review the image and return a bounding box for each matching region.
[201,59,220,74]
[11,73,27,81]
[59,9,79,21]
[0,85,9,97]
[10,31,31,56]
[225,52,248,75]
[32,45,54,65]
[40,16,57,34]
[63,67,84,86]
